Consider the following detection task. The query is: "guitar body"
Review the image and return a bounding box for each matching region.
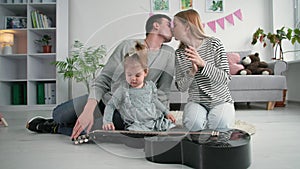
[144,129,251,169]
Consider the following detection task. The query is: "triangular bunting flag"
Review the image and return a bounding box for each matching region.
[225,14,235,25]
[207,21,216,33]
[216,18,225,29]
[234,9,243,21]
[202,23,205,29]
[203,9,242,33]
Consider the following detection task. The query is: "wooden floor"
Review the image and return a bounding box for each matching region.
[0,102,300,169]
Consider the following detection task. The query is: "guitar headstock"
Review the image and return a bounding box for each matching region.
[73,134,90,145]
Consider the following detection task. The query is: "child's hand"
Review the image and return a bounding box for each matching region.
[102,123,115,130]
[166,114,176,123]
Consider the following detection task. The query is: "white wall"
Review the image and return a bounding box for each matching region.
[69,0,280,57]
[68,0,295,98]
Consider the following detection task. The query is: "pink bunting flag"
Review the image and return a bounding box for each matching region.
[234,9,243,21]
[225,14,235,25]
[149,12,154,17]
[207,21,216,33]
[202,23,205,29]
[216,18,225,29]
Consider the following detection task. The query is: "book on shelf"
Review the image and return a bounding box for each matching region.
[31,10,52,28]
[42,0,56,3]
[37,82,45,104]
[45,82,56,104]
[49,83,56,104]
[11,84,21,105]
[11,82,27,105]
[37,82,56,104]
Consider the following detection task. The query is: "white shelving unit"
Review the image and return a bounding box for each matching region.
[0,0,68,111]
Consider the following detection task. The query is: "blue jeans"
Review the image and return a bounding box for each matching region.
[182,102,235,131]
[52,94,125,136]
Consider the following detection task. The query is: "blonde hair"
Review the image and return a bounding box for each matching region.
[124,41,148,70]
[174,9,209,48]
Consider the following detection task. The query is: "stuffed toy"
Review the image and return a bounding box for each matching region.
[227,53,245,75]
[237,53,273,75]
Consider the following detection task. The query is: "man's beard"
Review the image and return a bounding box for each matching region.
[162,34,173,43]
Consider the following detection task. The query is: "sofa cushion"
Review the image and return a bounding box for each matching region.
[226,50,252,75]
[226,50,252,61]
[228,75,287,103]
[229,75,287,90]
[227,52,245,75]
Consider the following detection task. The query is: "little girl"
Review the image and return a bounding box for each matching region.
[102,42,176,131]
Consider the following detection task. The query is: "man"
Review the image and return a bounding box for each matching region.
[26,14,175,140]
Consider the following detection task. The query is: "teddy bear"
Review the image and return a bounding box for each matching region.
[237,53,273,75]
[227,52,245,75]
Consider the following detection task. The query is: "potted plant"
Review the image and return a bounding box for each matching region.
[35,34,52,53]
[53,40,106,94]
[251,26,300,60]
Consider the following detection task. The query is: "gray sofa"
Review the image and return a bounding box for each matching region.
[169,51,288,110]
[228,51,288,110]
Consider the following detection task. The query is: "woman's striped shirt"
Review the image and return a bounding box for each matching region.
[175,37,233,109]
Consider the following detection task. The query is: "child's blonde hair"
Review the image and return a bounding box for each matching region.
[124,41,148,70]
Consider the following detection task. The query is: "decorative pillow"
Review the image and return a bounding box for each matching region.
[227,52,244,75]
[228,50,252,60]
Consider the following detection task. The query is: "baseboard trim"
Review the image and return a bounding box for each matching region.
[286,100,300,105]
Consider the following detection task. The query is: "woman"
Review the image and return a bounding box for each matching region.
[172,9,235,131]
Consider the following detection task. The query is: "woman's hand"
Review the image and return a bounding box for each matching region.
[185,46,206,75]
[190,62,198,76]
[102,122,115,130]
[71,99,97,140]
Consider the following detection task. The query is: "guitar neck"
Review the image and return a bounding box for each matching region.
[90,129,218,136]
[73,129,222,145]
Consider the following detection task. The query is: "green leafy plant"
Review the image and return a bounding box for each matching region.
[209,0,223,12]
[53,40,106,93]
[251,26,300,60]
[35,34,52,46]
[153,0,169,10]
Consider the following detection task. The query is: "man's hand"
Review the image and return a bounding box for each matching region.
[71,99,98,140]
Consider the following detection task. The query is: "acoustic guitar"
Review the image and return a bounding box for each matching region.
[73,129,251,169]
